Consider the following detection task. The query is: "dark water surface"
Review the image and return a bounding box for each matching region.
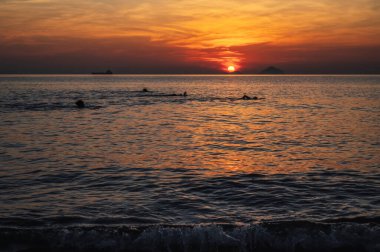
[0,75,379,251]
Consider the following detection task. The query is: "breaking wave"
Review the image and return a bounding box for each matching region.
[1,221,379,252]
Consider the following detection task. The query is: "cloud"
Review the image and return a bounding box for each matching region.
[232,42,380,73]
[0,0,379,73]
[0,35,224,73]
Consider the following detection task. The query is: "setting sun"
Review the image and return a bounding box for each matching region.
[227,66,235,73]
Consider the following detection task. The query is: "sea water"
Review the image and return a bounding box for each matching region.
[0,75,379,251]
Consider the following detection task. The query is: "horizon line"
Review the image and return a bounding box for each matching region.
[1,73,380,76]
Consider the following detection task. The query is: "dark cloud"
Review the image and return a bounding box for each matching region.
[0,36,221,73]
[232,43,380,74]
[1,35,379,74]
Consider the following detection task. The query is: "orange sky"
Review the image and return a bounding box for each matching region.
[0,0,379,73]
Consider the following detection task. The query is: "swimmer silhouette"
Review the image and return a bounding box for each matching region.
[241,95,258,100]
[183,91,188,97]
[142,88,149,92]
[75,100,85,108]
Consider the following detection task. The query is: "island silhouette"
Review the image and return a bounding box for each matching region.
[259,66,284,74]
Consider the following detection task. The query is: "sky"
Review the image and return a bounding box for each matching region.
[0,0,379,74]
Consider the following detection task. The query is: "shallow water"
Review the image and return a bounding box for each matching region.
[0,75,379,250]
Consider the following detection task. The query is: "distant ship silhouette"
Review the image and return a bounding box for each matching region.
[92,69,113,74]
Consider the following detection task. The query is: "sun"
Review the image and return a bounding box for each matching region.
[227,65,235,73]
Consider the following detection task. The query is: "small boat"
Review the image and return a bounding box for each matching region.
[92,69,113,75]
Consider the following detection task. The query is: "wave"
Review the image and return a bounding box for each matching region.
[0,221,379,252]
[1,102,102,111]
[0,91,265,112]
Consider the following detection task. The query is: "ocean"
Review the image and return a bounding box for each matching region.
[0,75,379,251]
